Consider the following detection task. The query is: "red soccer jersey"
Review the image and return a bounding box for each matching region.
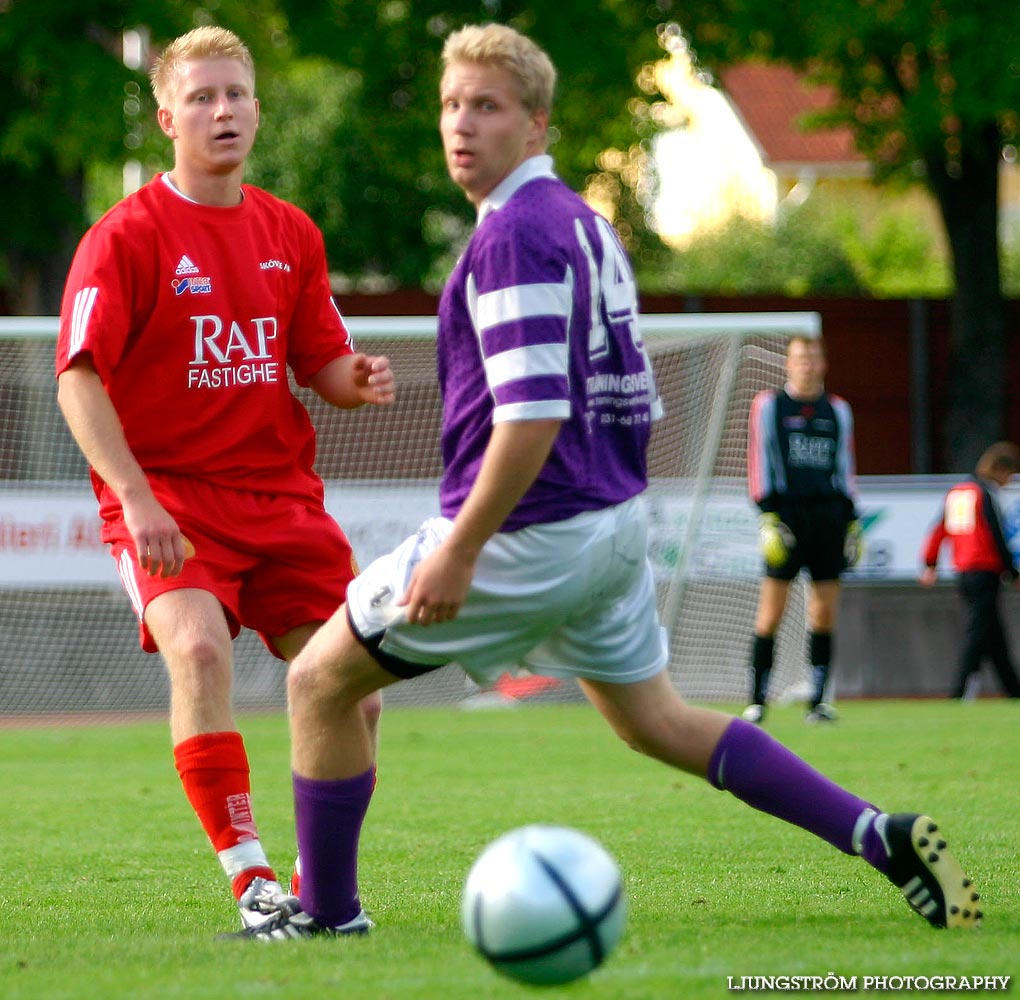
[57,174,352,500]
[921,477,1016,575]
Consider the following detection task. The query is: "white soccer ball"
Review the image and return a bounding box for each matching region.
[461,824,626,986]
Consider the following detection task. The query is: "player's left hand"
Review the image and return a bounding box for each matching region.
[399,545,474,626]
[758,512,795,568]
[844,519,864,568]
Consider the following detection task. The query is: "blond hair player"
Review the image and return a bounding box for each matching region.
[57,26,393,929]
[230,24,981,942]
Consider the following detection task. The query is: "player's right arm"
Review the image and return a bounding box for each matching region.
[747,390,780,512]
[747,390,796,566]
[918,502,948,586]
[400,417,562,626]
[57,357,189,577]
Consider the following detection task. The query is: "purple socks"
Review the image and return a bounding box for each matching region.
[707,718,889,870]
[293,766,376,927]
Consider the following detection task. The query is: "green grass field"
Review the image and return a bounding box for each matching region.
[1,699,1017,999]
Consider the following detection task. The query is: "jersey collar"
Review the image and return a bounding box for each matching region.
[476,155,556,226]
[160,171,245,205]
[784,381,825,402]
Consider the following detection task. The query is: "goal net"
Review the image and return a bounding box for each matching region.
[0,312,818,724]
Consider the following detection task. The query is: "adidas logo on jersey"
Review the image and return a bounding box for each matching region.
[175,254,200,275]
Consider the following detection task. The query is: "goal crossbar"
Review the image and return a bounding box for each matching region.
[0,312,821,341]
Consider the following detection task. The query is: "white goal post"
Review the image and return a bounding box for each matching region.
[0,312,819,722]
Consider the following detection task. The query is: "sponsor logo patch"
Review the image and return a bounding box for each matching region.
[172,277,213,295]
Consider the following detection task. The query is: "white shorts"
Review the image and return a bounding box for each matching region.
[346,496,668,687]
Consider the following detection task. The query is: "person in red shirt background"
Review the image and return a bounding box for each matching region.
[920,441,1020,699]
[56,26,394,929]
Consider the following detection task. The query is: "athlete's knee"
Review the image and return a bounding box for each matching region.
[359,690,383,732]
[161,632,231,694]
[287,644,360,712]
[807,604,837,632]
[609,708,676,760]
[287,649,331,705]
[755,594,788,633]
[755,608,785,638]
[807,583,840,629]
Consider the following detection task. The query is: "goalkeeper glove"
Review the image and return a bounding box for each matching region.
[758,512,795,569]
[844,519,863,568]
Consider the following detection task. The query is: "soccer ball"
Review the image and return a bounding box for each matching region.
[461,824,626,985]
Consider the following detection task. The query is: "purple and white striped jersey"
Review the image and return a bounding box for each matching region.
[437,156,663,531]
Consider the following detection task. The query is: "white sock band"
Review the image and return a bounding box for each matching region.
[218,840,270,880]
[851,807,880,855]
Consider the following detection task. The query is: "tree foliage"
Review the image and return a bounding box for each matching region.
[669,0,1020,468]
[262,0,670,288]
[660,211,862,298]
[0,0,671,306]
[645,192,953,299]
[0,0,138,310]
[0,0,291,311]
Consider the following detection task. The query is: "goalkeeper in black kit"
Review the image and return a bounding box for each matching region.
[743,335,861,724]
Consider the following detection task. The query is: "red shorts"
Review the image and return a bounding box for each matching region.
[98,474,356,657]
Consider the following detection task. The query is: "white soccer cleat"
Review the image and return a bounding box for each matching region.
[804,702,838,724]
[741,703,765,724]
[225,905,374,941]
[237,877,297,929]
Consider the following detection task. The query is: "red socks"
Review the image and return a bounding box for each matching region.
[173,730,276,899]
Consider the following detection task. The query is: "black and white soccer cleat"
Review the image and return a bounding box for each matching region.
[222,904,373,941]
[882,813,982,929]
